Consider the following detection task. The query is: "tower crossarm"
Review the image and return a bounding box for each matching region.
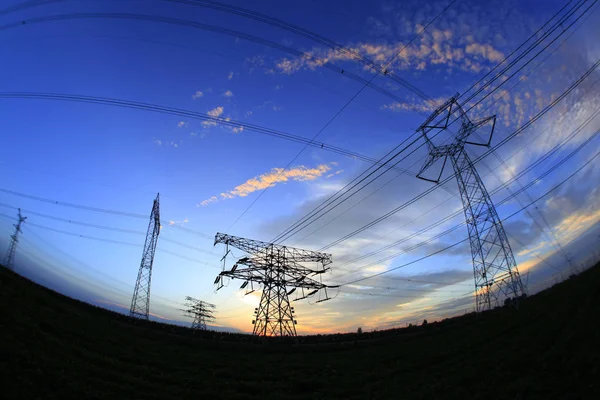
[418,94,460,134]
[214,232,332,264]
[218,258,327,289]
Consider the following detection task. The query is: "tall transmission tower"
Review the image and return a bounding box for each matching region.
[130,193,161,320]
[180,296,216,330]
[3,208,27,270]
[213,233,333,336]
[417,95,526,311]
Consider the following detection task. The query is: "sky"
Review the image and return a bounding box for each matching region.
[1,0,600,334]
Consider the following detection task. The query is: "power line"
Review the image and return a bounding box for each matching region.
[3,2,586,246]
[316,57,600,252]
[1,0,434,101]
[0,202,145,235]
[0,12,431,113]
[331,123,600,283]
[223,0,458,231]
[0,91,415,177]
[18,229,186,307]
[337,146,600,286]
[22,221,217,267]
[270,0,590,244]
[0,187,212,239]
[0,200,220,257]
[329,89,600,277]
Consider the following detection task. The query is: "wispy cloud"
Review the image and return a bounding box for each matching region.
[192,91,204,99]
[153,139,162,146]
[198,196,218,207]
[168,218,189,226]
[381,97,446,113]
[326,169,344,178]
[177,121,187,128]
[198,163,335,206]
[222,90,234,98]
[228,71,234,80]
[268,11,510,77]
[202,106,225,128]
[208,106,224,117]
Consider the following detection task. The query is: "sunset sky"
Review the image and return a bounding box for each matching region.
[1,0,599,334]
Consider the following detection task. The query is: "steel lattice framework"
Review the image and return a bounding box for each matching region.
[213,233,333,336]
[3,209,27,270]
[130,194,161,319]
[180,296,216,330]
[417,95,526,311]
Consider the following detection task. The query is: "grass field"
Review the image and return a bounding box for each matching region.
[1,264,599,399]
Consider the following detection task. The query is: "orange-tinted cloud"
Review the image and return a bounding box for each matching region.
[198,163,335,206]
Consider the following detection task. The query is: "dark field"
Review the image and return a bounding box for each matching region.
[1,265,599,399]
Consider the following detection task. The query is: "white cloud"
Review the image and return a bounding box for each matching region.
[222,90,234,98]
[228,71,234,80]
[212,106,224,117]
[381,97,446,114]
[202,106,225,128]
[177,121,186,128]
[153,139,162,146]
[198,196,218,207]
[208,106,224,117]
[192,91,203,99]
[168,218,189,226]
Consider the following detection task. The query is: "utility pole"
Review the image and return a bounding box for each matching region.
[417,95,526,311]
[3,208,27,270]
[130,194,161,320]
[213,233,333,336]
[180,296,216,330]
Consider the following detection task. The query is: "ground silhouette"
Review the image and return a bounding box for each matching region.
[1,263,599,399]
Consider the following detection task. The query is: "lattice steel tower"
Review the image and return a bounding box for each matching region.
[3,209,27,270]
[213,233,333,336]
[130,193,161,319]
[417,95,526,311]
[180,296,216,330]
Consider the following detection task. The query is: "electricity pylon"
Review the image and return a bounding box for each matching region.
[3,209,27,270]
[130,193,161,320]
[180,296,216,330]
[213,233,333,336]
[417,95,526,311]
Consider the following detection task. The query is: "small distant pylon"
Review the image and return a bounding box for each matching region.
[180,296,216,330]
[130,194,161,320]
[3,209,27,270]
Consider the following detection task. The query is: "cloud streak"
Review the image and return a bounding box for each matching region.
[198,163,335,206]
[202,106,225,128]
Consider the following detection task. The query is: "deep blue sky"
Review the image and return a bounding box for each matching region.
[1,0,599,333]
